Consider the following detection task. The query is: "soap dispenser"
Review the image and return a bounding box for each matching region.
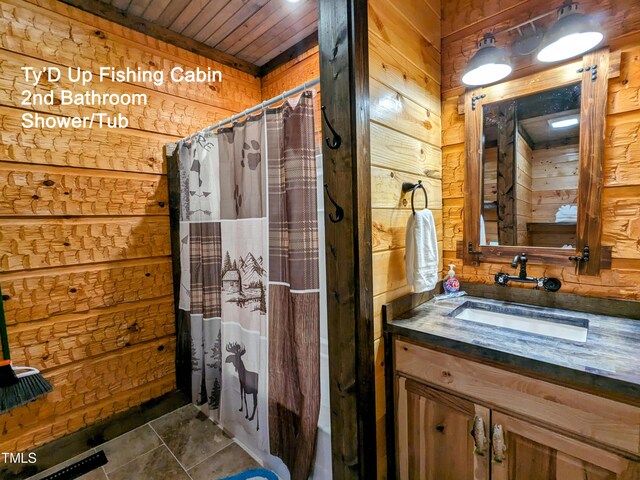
[444,264,460,293]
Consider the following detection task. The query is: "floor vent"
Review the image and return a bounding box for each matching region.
[42,451,108,480]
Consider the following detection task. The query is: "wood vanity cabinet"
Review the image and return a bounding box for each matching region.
[490,412,639,480]
[393,339,640,480]
[396,376,490,480]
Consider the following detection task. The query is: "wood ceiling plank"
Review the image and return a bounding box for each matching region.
[176,0,228,36]
[254,19,319,67]
[140,0,172,22]
[192,0,247,43]
[111,0,132,11]
[259,32,318,76]
[57,0,260,75]
[127,0,153,18]
[205,0,271,47]
[153,0,192,28]
[217,0,290,54]
[238,1,317,63]
[170,0,219,34]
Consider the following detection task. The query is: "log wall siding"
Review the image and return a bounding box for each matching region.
[0,0,262,453]
[441,0,640,300]
[531,145,579,224]
[259,45,321,143]
[368,0,442,477]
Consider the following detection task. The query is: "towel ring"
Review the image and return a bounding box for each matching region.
[402,181,428,215]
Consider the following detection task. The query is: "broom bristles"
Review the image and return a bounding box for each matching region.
[0,373,52,413]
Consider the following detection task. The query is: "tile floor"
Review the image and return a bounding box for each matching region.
[27,405,260,480]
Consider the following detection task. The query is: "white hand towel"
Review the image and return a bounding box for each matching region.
[479,213,487,246]
[555,205,577,223]
[405,209,439,293]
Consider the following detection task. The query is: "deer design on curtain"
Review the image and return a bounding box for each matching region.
[225,342,259,430]
[174,92,322,479]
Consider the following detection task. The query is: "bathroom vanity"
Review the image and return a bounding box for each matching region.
[383,285,640,480]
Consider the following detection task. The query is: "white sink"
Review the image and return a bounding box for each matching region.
[452,302,589,343]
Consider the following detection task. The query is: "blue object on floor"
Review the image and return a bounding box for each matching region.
[219,468,279,480]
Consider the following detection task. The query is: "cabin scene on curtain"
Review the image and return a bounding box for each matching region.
[174,92,322,480]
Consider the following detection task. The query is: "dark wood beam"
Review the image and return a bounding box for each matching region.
[165,144,192,396]
[59,0,260,77]
[319,0,377,478]
[259,32,319,77]
[496,101,517,246]
[577,49,608,275]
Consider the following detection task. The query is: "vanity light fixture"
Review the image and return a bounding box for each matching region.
[549,116,579,129]
[461,2,603,86]
[537,1,604,62]
[461,34,513,86]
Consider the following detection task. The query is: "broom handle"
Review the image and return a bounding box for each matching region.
[0,284,10,361]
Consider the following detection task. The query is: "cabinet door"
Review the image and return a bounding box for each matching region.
[490,411,640,480]
[396,376,490,480]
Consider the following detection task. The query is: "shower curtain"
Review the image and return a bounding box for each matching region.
[175,92,322,480]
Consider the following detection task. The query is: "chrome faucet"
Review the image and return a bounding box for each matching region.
[494,252,562,292]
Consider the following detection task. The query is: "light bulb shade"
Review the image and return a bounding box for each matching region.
[537,4,603,62]
[462,39,512,86]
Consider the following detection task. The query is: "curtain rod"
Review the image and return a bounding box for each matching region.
[180,77,320,143]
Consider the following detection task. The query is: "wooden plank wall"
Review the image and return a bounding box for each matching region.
[368,0,442,476]
[531,144,579,223]
[0,0,261,453]
[442,0,640,300]
[516,131,533,245]
[259,45,321,144]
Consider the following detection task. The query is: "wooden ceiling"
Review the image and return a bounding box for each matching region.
[74,0,318,74]
[520,110,580,148]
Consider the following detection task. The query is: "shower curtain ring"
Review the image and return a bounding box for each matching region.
[321,106,342,149]
[324,184,344,223]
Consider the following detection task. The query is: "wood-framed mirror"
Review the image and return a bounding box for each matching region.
[462,48,619,275]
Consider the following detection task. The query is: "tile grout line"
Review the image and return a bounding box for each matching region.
[148,422,194,480]
[186,442,236,472]
[102,445,165,479]
[98,422,163,479]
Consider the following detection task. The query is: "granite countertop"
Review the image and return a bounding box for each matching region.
[386,294,640,405]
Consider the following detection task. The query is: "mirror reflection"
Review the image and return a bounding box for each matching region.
[481,83,581,248]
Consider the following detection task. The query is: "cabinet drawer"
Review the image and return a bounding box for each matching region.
[395,338,640,456]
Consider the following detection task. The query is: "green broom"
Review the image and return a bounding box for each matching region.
[0,284,52,413]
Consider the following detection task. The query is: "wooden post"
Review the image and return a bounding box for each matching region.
[165,144,191,395]
[577,49,608,275]
[496,101,517,246]
[319,0,377,478]
[463,89,484,264]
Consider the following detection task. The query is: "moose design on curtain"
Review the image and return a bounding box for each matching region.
[175,92,320,480]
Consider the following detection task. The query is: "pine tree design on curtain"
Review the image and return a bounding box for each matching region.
[218,114,268,446]
[174,92,321,478]
[207,330,222,410]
